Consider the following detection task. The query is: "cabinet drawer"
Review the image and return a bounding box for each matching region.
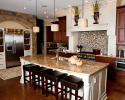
[0,61,5,69]
[0,52,5,56]
[0,56,5,61]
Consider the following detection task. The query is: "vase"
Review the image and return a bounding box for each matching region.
[74,15,79,26]
[93,12,99,24]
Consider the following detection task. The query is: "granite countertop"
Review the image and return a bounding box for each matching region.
[20,54,108,76]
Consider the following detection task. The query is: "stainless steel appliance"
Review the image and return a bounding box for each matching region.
[5,28,24,68]
[114,59,125,71]
[76,52,97,61]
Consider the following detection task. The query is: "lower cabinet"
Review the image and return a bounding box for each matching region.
[49,50,76,57]
[96,56,114,80]
[0,52,6,69]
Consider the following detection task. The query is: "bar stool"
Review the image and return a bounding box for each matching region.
[23,64,40,87]
[45,70,68,100]
[61,75,84,100]
[33,67,53,95]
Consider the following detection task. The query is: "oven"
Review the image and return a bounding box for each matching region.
[114,59,125,71]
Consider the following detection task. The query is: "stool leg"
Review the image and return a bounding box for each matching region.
[34,73,36,90]
[38,75,40,87]
[61,85,63,100]
[23,70,26,84]
[50,81,52,92]
[70,89,72,100]
[42,76,44,95]
[56,83,58,100]
[46,79,48,97]
[29,71,31,87]
[75,91,78,100]
[65,86,67,99]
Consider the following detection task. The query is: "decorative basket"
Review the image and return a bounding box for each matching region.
[0,39,3,45]
[24,39,29,44]
[0,32,3,37]
[24,33,30,38]
[25,45,30,50]
[0,46,3,52]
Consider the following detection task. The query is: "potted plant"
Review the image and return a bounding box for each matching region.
[72,6,81,26]
[92,0,101,24]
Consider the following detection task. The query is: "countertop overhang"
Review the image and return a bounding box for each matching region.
[20,54,108,76]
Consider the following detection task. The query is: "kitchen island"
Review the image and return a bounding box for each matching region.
[20,54,108,100]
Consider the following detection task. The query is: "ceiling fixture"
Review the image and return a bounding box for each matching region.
[23,7,27,9]
[68,5,71,7]
[33,0,40,33]
[44,12,47,13]
[85,0,89,2]
[78,0,88,28]
[55,9,58,10]
[51,0,59,31]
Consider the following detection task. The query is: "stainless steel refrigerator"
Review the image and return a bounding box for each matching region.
[5,29,24,68]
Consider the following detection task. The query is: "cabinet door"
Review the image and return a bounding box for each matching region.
[46,26,53,42]
[96,56,114,80]
[116,9,125,45]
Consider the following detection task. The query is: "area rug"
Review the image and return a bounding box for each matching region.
[0,66,21,80]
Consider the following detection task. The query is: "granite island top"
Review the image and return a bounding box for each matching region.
[20,54,108,76]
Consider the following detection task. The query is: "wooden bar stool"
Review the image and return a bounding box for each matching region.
[61,75,84,100]
[23,64,40,87]
[45,70,68,100]
[33,67,53,95]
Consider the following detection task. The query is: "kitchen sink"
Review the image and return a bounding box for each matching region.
[51,57,70,61]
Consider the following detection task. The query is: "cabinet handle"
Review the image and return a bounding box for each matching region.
[0,58,3,60]
[0,64,3,65]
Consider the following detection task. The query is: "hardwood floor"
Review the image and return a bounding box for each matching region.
[0,76,125,100]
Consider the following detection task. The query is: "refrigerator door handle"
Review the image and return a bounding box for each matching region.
[14,40,16,53]
[12,40,14,53]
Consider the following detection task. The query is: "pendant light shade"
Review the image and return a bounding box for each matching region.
[33,26,39,32]
[33,0,39,33]
[78,18,88,28]
[78,0,88,28]
[51,24,59,31]
[51,0,59,32]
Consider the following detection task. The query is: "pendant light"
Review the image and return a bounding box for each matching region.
[51,0,59,31]
[33,0,40,33]
[78,0,88,28]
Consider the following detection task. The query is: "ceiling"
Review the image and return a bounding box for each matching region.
[0,0,100,22]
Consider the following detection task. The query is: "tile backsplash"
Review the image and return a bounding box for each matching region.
[78,31,108,54]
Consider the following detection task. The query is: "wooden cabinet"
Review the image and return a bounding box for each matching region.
[58,16,68,43]
[52,16,68,43]
[96,56,114,80]
[116,6,125,45]
[46,26,53,42]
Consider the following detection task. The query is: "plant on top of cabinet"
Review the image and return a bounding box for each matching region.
[72,6,81,26]
[92,0,101,24]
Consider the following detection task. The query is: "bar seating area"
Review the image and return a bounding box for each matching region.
[23,64,84,100]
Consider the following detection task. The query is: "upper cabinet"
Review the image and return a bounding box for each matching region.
[116,6,125,45]
[46,26,53,42]
[52,16,68,43]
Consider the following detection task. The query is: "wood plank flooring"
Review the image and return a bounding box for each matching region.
[0,76,125,100]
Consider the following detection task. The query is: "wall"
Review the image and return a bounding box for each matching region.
[0,9,37,55]
[78,31,108,54]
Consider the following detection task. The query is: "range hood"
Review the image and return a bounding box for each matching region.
[70,23,108,32]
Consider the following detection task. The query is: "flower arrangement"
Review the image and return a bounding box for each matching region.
[92,0,101,12]
[72,6,81,16]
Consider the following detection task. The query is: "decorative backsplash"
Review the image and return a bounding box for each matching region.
[78,31,108,54]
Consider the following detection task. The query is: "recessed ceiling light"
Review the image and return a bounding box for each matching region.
[44,12,47,14]
[85,0,89,2]
[23,7,27,9]
[42,5,47,7]
[55,9,58,11]
[68,5,71,7]
[46,16,48,18]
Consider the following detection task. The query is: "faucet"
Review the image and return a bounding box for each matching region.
[56,46,67,61]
